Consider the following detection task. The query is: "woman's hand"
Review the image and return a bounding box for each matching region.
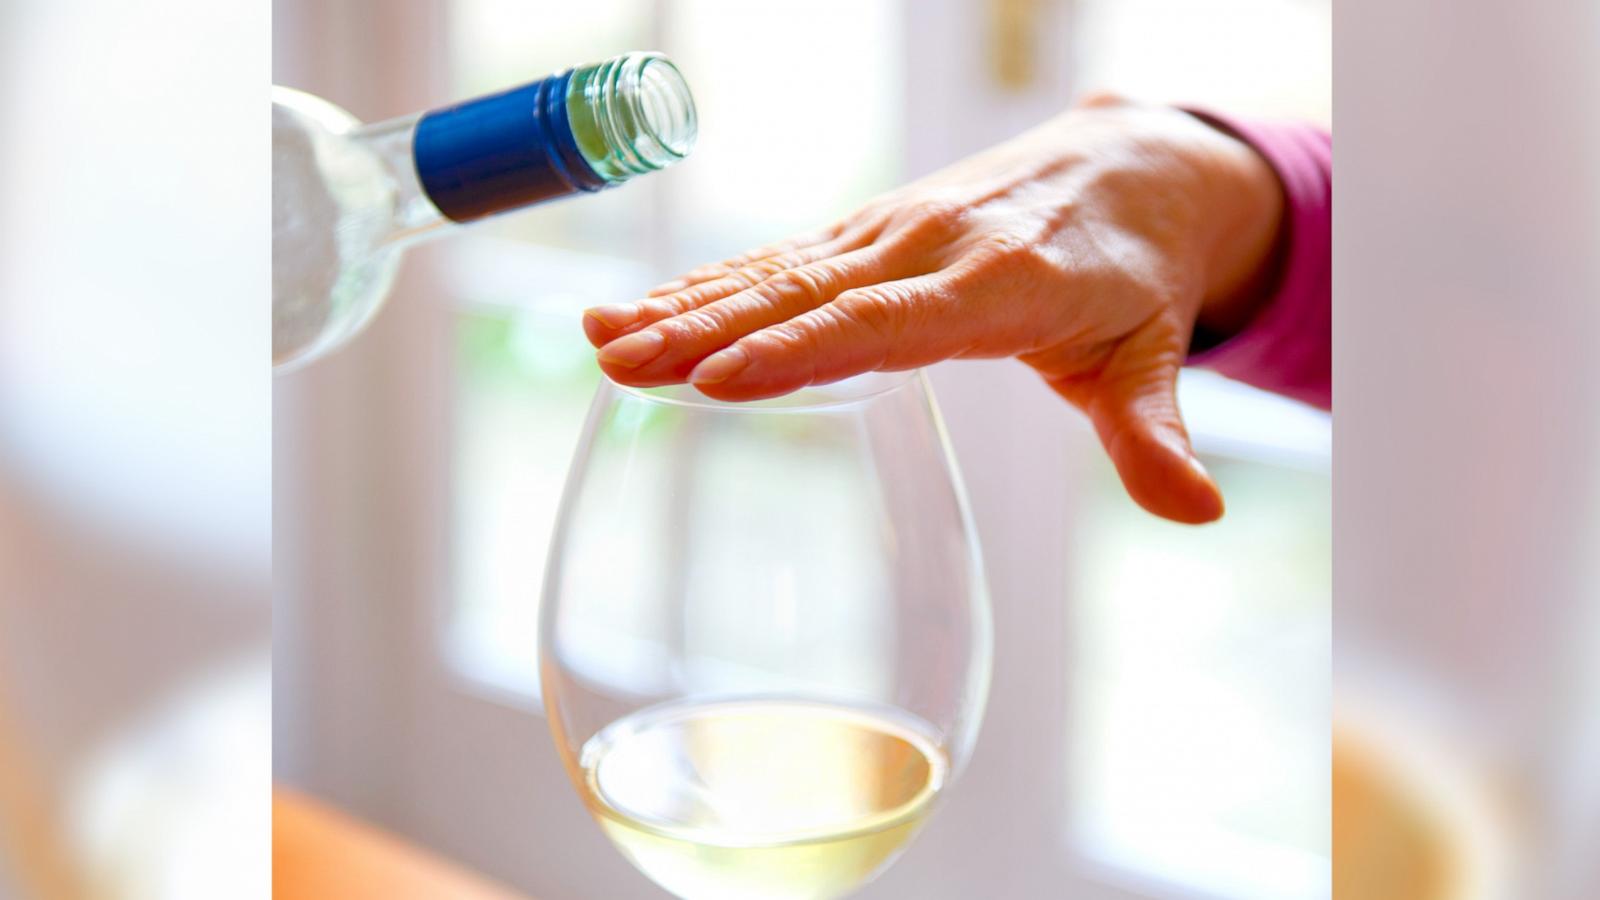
[582,97,1283,523]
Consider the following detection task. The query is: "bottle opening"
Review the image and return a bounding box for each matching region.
[570,52,698,182]
[627,56,697,164]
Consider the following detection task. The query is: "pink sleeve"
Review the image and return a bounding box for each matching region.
[1184,112,1331,410]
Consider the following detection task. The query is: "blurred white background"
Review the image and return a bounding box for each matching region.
[0,0,269,897]
[1337,0,1600,896]
[274,1,1329,898]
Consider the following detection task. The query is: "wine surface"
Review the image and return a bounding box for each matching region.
[579,698,946,900]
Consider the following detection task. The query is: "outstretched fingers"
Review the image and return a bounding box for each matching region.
[584,244,837,347]
[583,220,878,347]
[593,240,924,387]
[685,269,984,401]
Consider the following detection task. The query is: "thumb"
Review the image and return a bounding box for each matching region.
[1050,319,1224,524]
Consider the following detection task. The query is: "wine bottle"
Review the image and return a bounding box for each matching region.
[272,52,697,370]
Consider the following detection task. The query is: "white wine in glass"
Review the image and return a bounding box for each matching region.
[541,372,991,900]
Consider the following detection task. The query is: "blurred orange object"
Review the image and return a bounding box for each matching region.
[1333,728,1458,899]
[273,788,528,900]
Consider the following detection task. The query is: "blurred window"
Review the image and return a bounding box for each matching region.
[1066,1,1331,894]
[1071,0,1331,124]
[1070,374,1330,899]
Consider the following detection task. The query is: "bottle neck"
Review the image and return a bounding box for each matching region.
[350,112,451,249]
[411,69,606,224]
[396,53,697,228]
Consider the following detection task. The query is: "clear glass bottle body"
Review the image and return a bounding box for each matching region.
[540,373,993,900]
[271,92,439,368]
[272,53,696,370]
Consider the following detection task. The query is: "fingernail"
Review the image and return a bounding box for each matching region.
[586,303,641,329]
[647,279,688,297]
[690,347,750,385]
[598,331,666,368]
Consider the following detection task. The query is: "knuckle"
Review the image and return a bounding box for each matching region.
[666,306,730,340]
[847,206,895,241]
[764,251,808,272]
[767,265,835,307]
[757,319,824,386]
[829,291,898,371]
[972,231,1051,271]
[726,262,777,289]
[901,198,969,240]
[977,230,1030,259]
[920,198,969,227]
[729,254,798,287]
[658,281,723,316]
[832,289,899,342]
[642,296,686,318]
[978,231,1031,256]
[772,313,826,350]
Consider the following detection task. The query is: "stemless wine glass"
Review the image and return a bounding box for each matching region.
[540,371,992,900]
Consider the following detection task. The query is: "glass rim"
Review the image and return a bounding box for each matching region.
[604,370,921,413]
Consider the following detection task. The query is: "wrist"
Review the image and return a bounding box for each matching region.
[1186,115,1285,340]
